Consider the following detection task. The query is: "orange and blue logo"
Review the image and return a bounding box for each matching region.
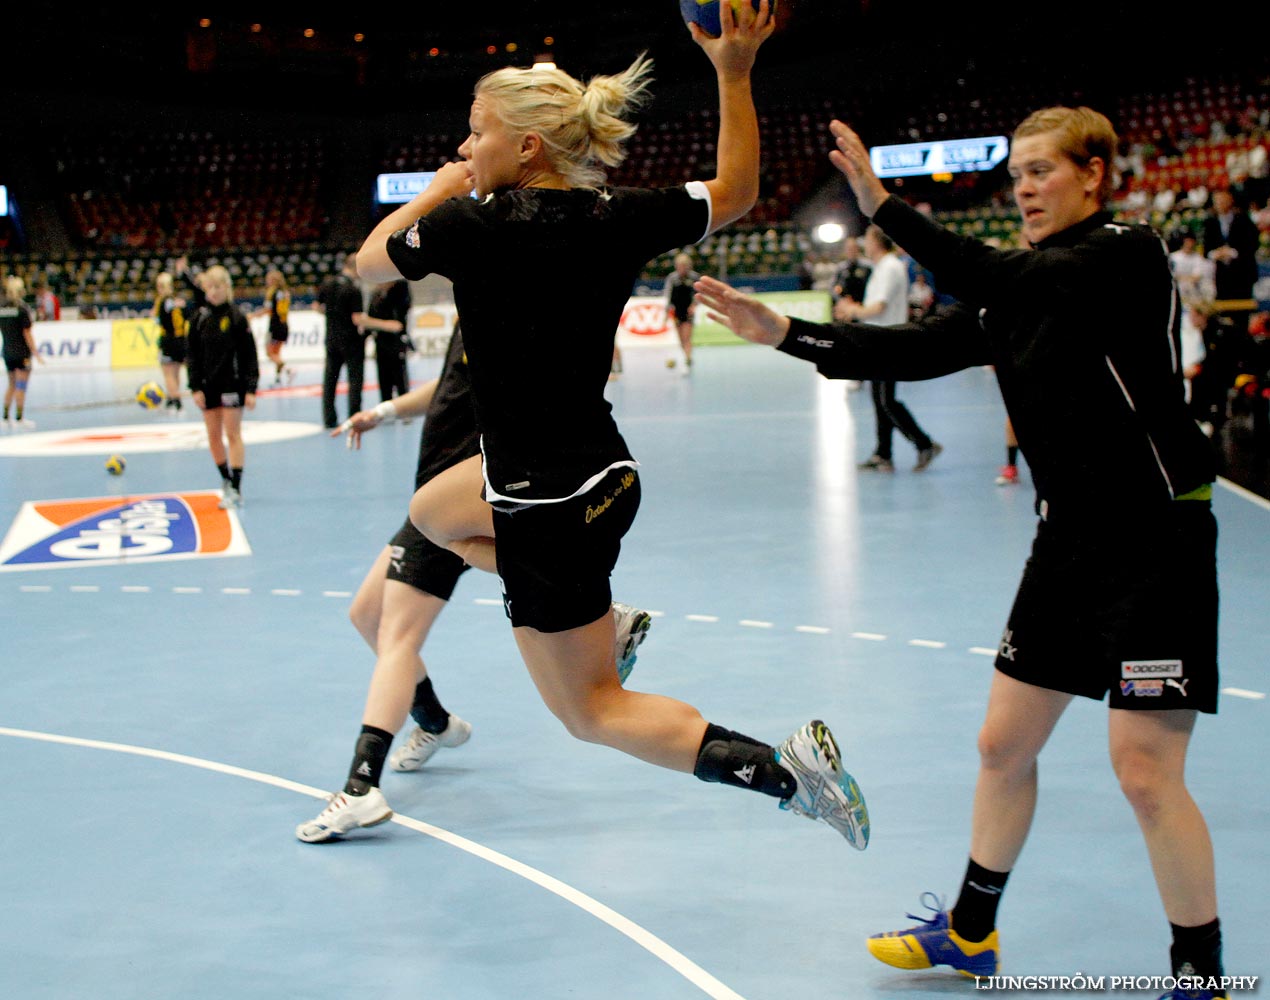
[0,491,251,571]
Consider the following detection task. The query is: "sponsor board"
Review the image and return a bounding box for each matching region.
[110,318,161,369]
[617,297,678,349]
[0,491,251,572]
[0,420,323,458]
[33,320,113,370]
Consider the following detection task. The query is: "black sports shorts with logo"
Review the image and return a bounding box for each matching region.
[200,384,248,410]
[385,517,468,600]
[994,500,1218,713]
[158,335,187,365]
[492,465,640,633]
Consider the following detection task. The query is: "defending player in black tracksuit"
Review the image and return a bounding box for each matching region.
[697,106,1225,989]
[153,272,188,411]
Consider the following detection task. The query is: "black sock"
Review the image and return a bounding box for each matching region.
[950,858,1010,943]
[230,467,242,490]
[693,723,795,799]
[344,725,393,796]
[217,462,230,481]
[409,677,450,733]
[1006,445,1019,466]
[1170,918,1223,981]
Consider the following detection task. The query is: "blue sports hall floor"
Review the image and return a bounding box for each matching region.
[2,344,1266,1000]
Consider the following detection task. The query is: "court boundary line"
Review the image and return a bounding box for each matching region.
[1217,475,1270,512]
[0,725,748,1000]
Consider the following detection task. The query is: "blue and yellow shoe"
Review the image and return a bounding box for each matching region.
[866,893,1000,977]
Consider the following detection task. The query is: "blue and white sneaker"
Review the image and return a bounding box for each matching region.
[612,602,651,684]
[388,714,472,772]
[774,720,869,849]
[867,893,999,976]
[296,787,393,843]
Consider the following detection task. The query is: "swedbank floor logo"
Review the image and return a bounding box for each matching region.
[0,492,251,571]
[0,420,322,457]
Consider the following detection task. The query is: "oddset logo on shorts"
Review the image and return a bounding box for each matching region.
[0,492,251,571]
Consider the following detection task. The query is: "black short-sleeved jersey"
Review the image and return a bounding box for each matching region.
[318,274,364,349]
[267,288,290,338]
[368,280,411,341]
[153,296,187,340]
[0,303,34,361]
[387,183,711,501]
[664,270,700,318]
[415,324,480,489]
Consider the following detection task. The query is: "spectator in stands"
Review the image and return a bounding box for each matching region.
[1203,189,1260,316]
[1169,233,1216,305]
[317,253,367,429]
[33,279,60,321]
[697,106,1226,997]
[338,2,870,853]
[2,276,42,429]
[362,278,413,403]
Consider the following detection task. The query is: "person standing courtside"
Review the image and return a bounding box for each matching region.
[838,225,940,472]
[362,278,413,404]
[317,253,367,429]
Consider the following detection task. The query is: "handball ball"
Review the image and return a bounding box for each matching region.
[666,357,678,368]
[679,0,772,37]
[105,455,126,476]
[136,381,166,409]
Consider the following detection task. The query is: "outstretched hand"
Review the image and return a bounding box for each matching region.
[689,0,776,81]
[331,408,385,450]
[692,275,789,346]
[828,120,889,218]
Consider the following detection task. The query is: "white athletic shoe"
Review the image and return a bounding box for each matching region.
[775,720,870,850]
[14,417,36,430]
[612,602,652,684]
[388,715,472,772]
[296,787,393,843]
[218,486,241,510]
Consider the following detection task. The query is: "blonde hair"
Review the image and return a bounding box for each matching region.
[203,265,233,298]
[1014,106,1118,203]
[475,54,654,189]
[156,272,174,296]
[4,275,25,303]
[265,269,287,292]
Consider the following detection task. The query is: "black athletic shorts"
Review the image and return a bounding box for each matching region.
[492,465,640,633]
[158,336,187,365]
[199,385,248,410]
[386,516,468,600]
[5,354,32,374]
[994,500,1219,713]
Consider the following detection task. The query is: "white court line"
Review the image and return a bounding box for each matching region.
[173,587,202,594]
[270,589,302,597]
[738,620,773,629]
[1222,687,1267,700]
[20,585,52,592]
[686,614,719,623]
[222,587,251,595]
[795,625,831,635]
[1217,476,1270,512]
[121,585,150,593]
[322,591,353,598]
[0,726,749,1000]
[851,632,886,641]
[70,585,99,593]
[474,598,503,606]
[969,647,998,657]
[908,639,947,649]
